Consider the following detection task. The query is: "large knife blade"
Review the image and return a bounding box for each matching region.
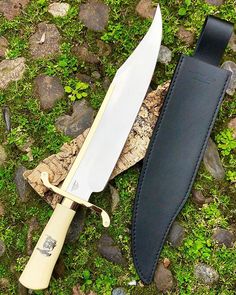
[19,6,162,290]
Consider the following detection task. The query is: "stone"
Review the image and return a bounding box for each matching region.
[0,202,4,217]
[76,73,94,85]
[212,228,235,248]
[0,278,10,290]
[29,22,61,59]
[194,263,219,285]
[34,75,64,110]
[229,32,236,52]
[91,71,101,80]
[96,39,111,57]
[66,206,86,243]
[79,0,109,32]
[73,44,99,64]
[177,26,195,46]
[221,61,236,96]
[0,57,26,89]
[109,185,120,213]
[103,77,111,90]
[48,2,70,17]
[135,0,156,19]
[0,36,8,57]
[112,288,127,295]
[203,138,225,180]
[192,189,212,207]
[0,145,7,166]
[2,106,11,132]
[0,240,5,257]
[0,0,29,20]
[163,258,171,268]
[53,256,65,278]
[228,117,236,139]
[192,189,205,206]
[97,234,126,265]
[14,165,32,202]
[56,99,95,138]
[167,221,185,248]
[157,45,172,65]
[27,217,39,255]
[205,0,224,5]
[154,262,174,292]
[72,285,96,295]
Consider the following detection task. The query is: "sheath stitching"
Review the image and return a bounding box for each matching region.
[132,55,230,283]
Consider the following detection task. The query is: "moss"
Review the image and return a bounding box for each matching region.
[0,0,235,294]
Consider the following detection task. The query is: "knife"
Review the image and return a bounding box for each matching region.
[19,5,162,290]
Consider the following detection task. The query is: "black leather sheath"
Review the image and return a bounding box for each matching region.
[131,16,233,284]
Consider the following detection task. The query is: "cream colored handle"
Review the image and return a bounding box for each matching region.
[19,203,76,290]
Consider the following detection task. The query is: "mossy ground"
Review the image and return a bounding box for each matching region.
[0,0,235,294]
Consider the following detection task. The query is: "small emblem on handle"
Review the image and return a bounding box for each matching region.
[37,235,57,257]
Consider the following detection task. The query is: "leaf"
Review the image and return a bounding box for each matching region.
[178,7,187,16]
[185,0,191,6]
[64,86,72,93]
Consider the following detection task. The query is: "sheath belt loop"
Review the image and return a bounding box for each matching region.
[194,16,233,66]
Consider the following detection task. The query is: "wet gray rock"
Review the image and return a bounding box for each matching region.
[112,288,127,295]
[192,189,212,207]
[0,145,7,166]
[205,0,224,5]
[79,0,109,32]
[2,106,11,132]
[0,0,29,20]
[14,165,32,202]
[194,263,219,285]
[177,26,195,46]
[0,240,5,257]
[135,0,156,19]
[221,61,236,96]
[48,2,70,17]
[110,185,120,213]
[157,45,172,65]
[229,32,236,52]
[73,44,99,64]
[154,262,174,292]
[56,99,95,138]
[66,207,86,243]
[97,234,126,265]
[228,117,236,139]
[29,22,61,59]
[203,138,225,180]
[76,72,94,85]
[34,75,65,110]
[0,57,26,89]
[212,228,235,248]
[167,221,185,248]
[0,36,8,57]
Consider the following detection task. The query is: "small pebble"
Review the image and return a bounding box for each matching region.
[194,263,219,285]
[157,45,172,65]
[212,228,235,248]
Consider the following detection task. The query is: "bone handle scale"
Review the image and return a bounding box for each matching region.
[19,203,75,290]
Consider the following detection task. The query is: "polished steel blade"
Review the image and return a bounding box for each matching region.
[62,6,162,201]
